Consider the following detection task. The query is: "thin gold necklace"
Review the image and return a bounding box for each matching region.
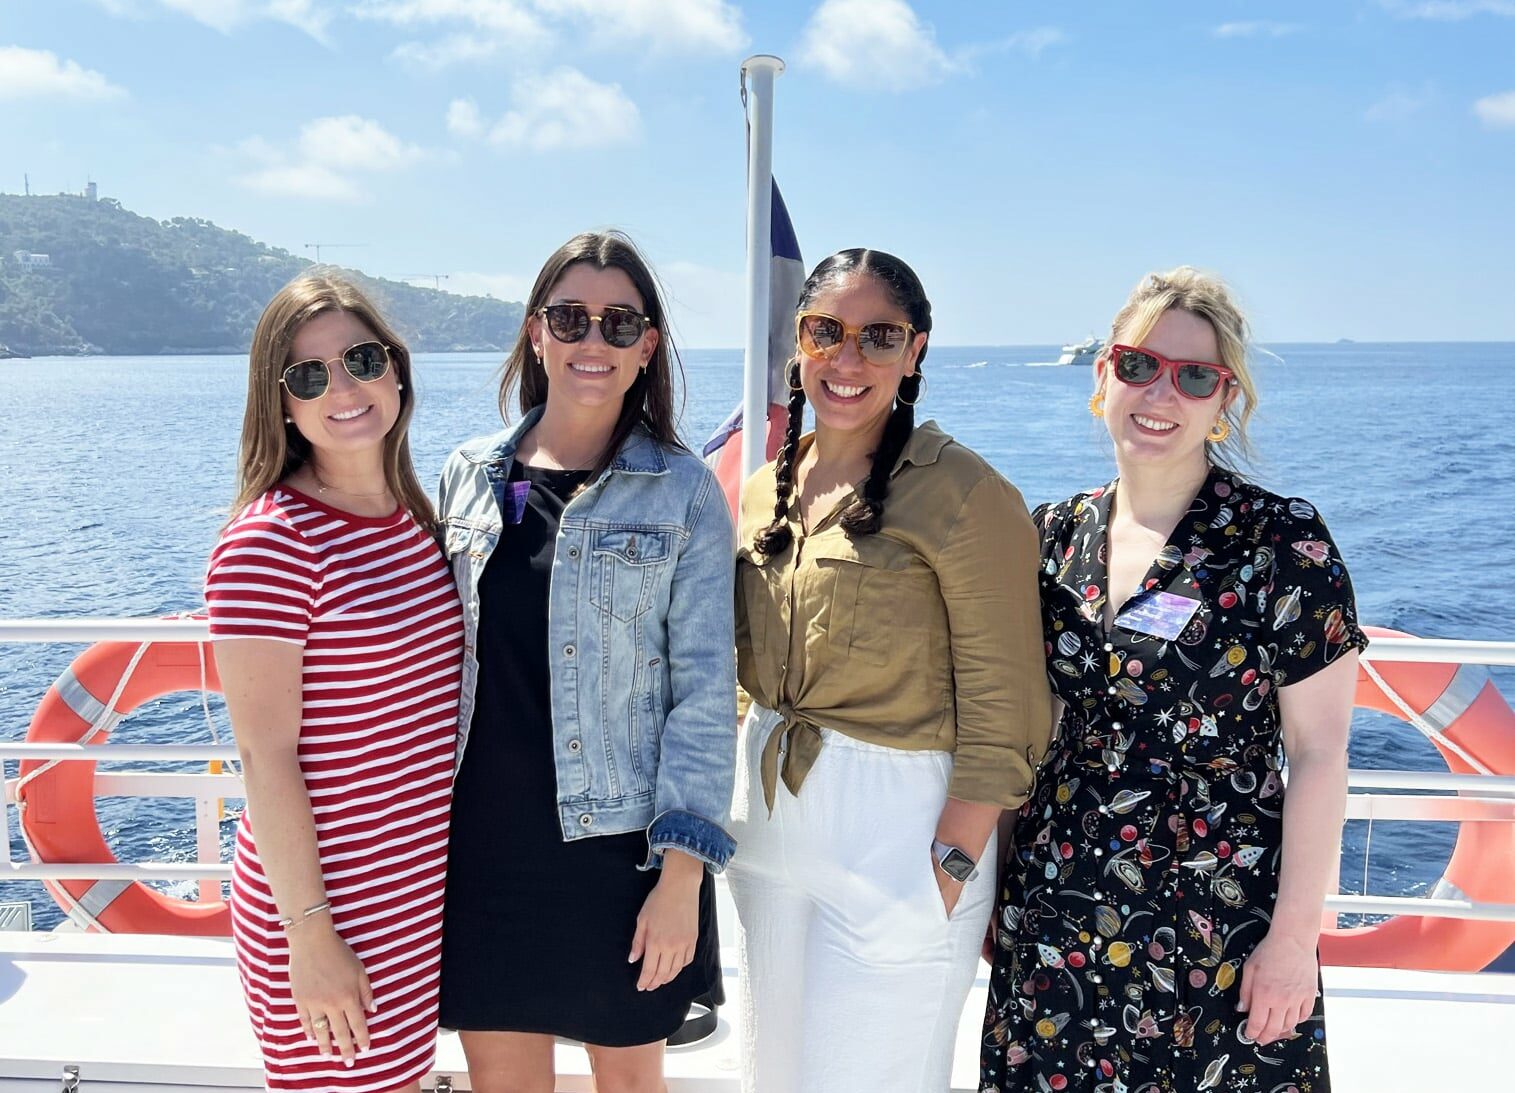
[310,469,391,500]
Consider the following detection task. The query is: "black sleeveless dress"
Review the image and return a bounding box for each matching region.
[439,462,722,1046]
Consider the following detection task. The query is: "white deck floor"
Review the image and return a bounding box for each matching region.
[1,890,1508,1092]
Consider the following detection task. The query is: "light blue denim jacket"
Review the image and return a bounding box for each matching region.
[437,406,738,872]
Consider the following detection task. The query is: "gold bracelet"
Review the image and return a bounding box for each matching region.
[277,900,332,932]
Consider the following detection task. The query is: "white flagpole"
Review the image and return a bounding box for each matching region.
[740,54,785,486]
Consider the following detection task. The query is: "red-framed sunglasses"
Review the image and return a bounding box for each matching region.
[1107,344,1234,400]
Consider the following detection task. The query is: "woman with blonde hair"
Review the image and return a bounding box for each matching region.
[982,267,1366,1093]
[206,274,464,1092]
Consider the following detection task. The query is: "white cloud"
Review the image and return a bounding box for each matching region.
[100,1,335,39]
[446,98,485,138]
[534,0,746,52]
[1380,1,1515,18]
[297,115,425,168]
[392,31,507,67]
[350,0,545,34]
[1366,83,1435,121]
[242,163,363,200]
[798,0,957,91]
[352,0,741,66]
[0,47,126,101]
[958,26,1067,63]
[1213,21,1303,38]
[450,68,640,151]
[234,115,425,200]
[1473,89,1515,127]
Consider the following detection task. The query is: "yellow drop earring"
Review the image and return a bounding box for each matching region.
[1088,391,1106,417]
[1207,418,1232,443]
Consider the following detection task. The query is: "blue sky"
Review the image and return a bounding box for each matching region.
[2,0,1512,346]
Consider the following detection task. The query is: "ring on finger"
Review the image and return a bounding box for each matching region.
[312,1016,330,1031]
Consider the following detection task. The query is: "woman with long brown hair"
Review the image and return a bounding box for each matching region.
[206,273,465,1092]
[435,231,736,1093]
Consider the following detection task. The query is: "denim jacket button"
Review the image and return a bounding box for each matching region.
[568,739,581,753]
[579,813,593,827]
[568,547,579,558]
[564,644,576,657]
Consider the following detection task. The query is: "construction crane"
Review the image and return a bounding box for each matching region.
[304,242,368,263]
[404,274,451,290]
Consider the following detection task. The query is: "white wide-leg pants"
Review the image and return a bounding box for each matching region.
[726,704,997,1093]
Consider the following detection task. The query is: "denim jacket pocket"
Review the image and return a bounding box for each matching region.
[443,518,498,588]
[590,527,674,623]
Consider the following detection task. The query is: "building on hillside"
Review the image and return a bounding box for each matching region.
[12,252,51,269]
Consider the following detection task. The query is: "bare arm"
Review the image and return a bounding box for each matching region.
[1237,650,1358,1044]
[933,798,1002,915]
[217,638,373,1064]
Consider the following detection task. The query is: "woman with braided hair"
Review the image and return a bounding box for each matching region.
[726,248,1052,1091]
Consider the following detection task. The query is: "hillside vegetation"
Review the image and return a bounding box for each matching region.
[0,193,523,356]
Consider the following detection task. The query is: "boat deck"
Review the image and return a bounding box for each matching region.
[1,887,1508,1092]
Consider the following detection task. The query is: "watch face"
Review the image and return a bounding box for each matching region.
[939,848,976,883]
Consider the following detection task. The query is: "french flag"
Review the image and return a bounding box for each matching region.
[703,180,804,520]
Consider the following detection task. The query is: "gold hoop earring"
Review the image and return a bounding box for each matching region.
[1088,391,1105,418]
[896,375,927,406]
[1207,419,1232,443]
[787,361,805,392]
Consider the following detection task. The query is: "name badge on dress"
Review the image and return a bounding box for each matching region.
[1115,590,1202,641]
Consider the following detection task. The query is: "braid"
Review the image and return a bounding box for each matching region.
[753,360,808,555]
[839,369,920,537]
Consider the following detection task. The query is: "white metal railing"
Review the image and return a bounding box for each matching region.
[2,619,1514,927]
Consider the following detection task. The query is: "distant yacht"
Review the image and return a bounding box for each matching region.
[1056,335,1103,366]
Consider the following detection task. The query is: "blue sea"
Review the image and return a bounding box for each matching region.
[3,342,1512,938]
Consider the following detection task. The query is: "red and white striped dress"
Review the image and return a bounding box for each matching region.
[206,486,464,1092]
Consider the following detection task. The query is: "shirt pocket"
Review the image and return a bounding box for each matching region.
[808,535,940,667]
[590,526,674,623]
[737,546,775,657]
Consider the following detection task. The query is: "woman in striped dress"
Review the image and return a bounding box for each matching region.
[206,274,465,1092]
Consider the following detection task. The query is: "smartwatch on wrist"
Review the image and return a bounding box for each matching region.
[931,839,979,883]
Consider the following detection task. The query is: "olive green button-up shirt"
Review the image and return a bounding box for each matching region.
[735,420,1052,811]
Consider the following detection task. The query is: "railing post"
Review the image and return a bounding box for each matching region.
[1,779,14,869]
[194,783,221,903]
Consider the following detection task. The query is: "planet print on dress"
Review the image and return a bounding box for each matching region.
[982,467,1368,1093]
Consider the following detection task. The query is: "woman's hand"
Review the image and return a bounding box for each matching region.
[629,849,703,991]
[934,857,964,918]
[1237,930,1319,1045]
[288,922,374,1066]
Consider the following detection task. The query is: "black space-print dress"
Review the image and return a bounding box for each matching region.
[982,466,1368,1093]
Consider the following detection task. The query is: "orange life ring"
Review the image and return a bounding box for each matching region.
[1318,625,1515,971]
[17,632,231,935]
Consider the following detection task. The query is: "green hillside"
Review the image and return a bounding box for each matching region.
[0,193,524,356]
